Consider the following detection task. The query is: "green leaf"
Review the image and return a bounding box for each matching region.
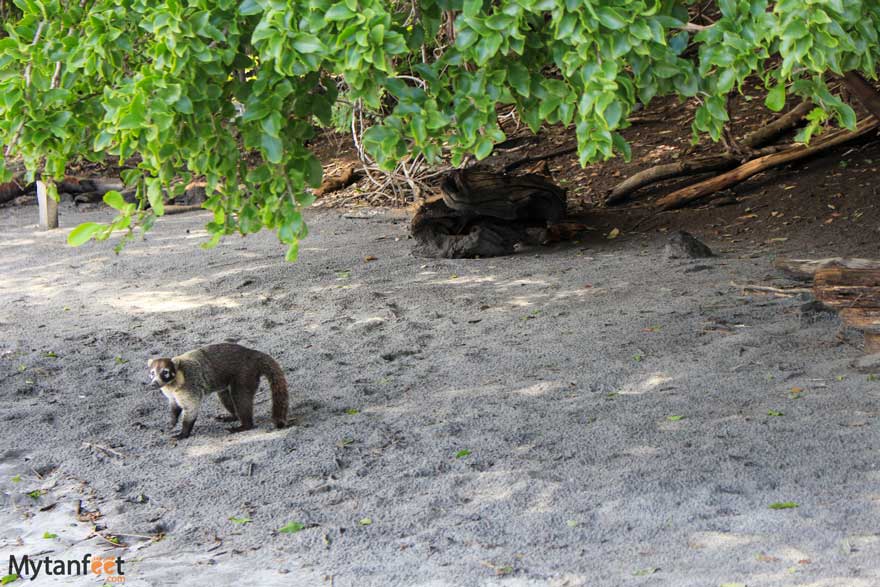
[291,34,324,54]
[279,521,306,533]
[325,4,355,20]
[633,567,658,576]
[229,516,252,525]
[1,574,18,585]
[103,190,127,211]
[767,410,784,417]
[769,501,799,510]
[261,134,283,164]
[508,62,530,97]
[666,415,684,421]
[597,7,628,30]
[147,181,164,216]
[474,137,493,160]
[765,83,786,112]
[359,517,372,525]
[42,532,58,539]
[67,222,103,246]
[239,0,262,15]
[455,449,471,458]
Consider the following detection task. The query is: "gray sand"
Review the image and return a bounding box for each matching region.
[1,204,879,586]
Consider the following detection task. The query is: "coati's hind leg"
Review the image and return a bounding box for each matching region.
[226,376,257,433]
[215,388,239,423]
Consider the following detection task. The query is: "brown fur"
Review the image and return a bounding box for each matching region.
[148,343,289,439]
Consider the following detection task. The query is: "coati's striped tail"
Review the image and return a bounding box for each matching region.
[256,353,289,428]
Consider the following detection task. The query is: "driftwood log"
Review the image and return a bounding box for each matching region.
[314,163,363,197]
[774,257,880,282]
[605,100,814,205]
[656,115,879,210]
[811,260,880,355]
[411,169,567,258]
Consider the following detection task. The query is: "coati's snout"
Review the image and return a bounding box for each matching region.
[148,358,176,388]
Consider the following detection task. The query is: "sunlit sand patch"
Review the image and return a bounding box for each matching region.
[618,373,674,395]
[0,276,72,301]
[624,445,661,457]
[105,290,240,313]
[306,282,364,294]
[462,472,522,504]
[514,381,565,397]
[551,287,605,300]
[431,275,497,286]
[688,531,759,550]
[527,483,562,514]
[493,277,549,290]
[185,427,289,458]
[505,296,536,307]
[0,238,36,248]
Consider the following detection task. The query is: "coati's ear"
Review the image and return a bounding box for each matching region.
[147,359,155,368]
[171,358,179,369]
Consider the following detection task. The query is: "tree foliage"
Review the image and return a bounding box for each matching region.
[0,0,877,257]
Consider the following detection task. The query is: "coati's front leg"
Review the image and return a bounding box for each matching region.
[173,394,202,440]
[168,400,182,431]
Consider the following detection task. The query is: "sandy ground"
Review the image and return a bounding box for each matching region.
[1,203,879,587]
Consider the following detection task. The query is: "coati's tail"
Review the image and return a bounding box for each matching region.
[256,353,289,428]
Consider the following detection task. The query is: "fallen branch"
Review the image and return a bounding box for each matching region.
[82,442,125,459]
[774,257,880,281]
[731,282,811,296]
[503,143,577,173]
[605,101,813,205]
[313,163,363,197]
[655,115,879,210]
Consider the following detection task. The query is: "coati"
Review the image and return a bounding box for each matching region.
[148,343,288,439]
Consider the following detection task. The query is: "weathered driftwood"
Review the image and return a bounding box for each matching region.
[440,168,566,223]
[411,169,567,258]
[813,264,880,354]
[313,163,362,197]
[656,115,879,210]
[0,180,25,205]
[411,197,528,258]
[774,257,880,281]
[605,101,814,205]
[814,269,880,307]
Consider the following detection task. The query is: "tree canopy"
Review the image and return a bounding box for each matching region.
[0,0,877,258]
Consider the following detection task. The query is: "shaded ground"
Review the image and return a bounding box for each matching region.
[2,198,879,586]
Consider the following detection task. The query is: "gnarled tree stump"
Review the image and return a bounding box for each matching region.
[411,169,567,258]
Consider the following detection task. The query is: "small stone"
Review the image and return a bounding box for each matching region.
[664,231,714,259]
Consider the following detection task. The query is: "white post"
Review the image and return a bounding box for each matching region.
[37,180,58,230]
